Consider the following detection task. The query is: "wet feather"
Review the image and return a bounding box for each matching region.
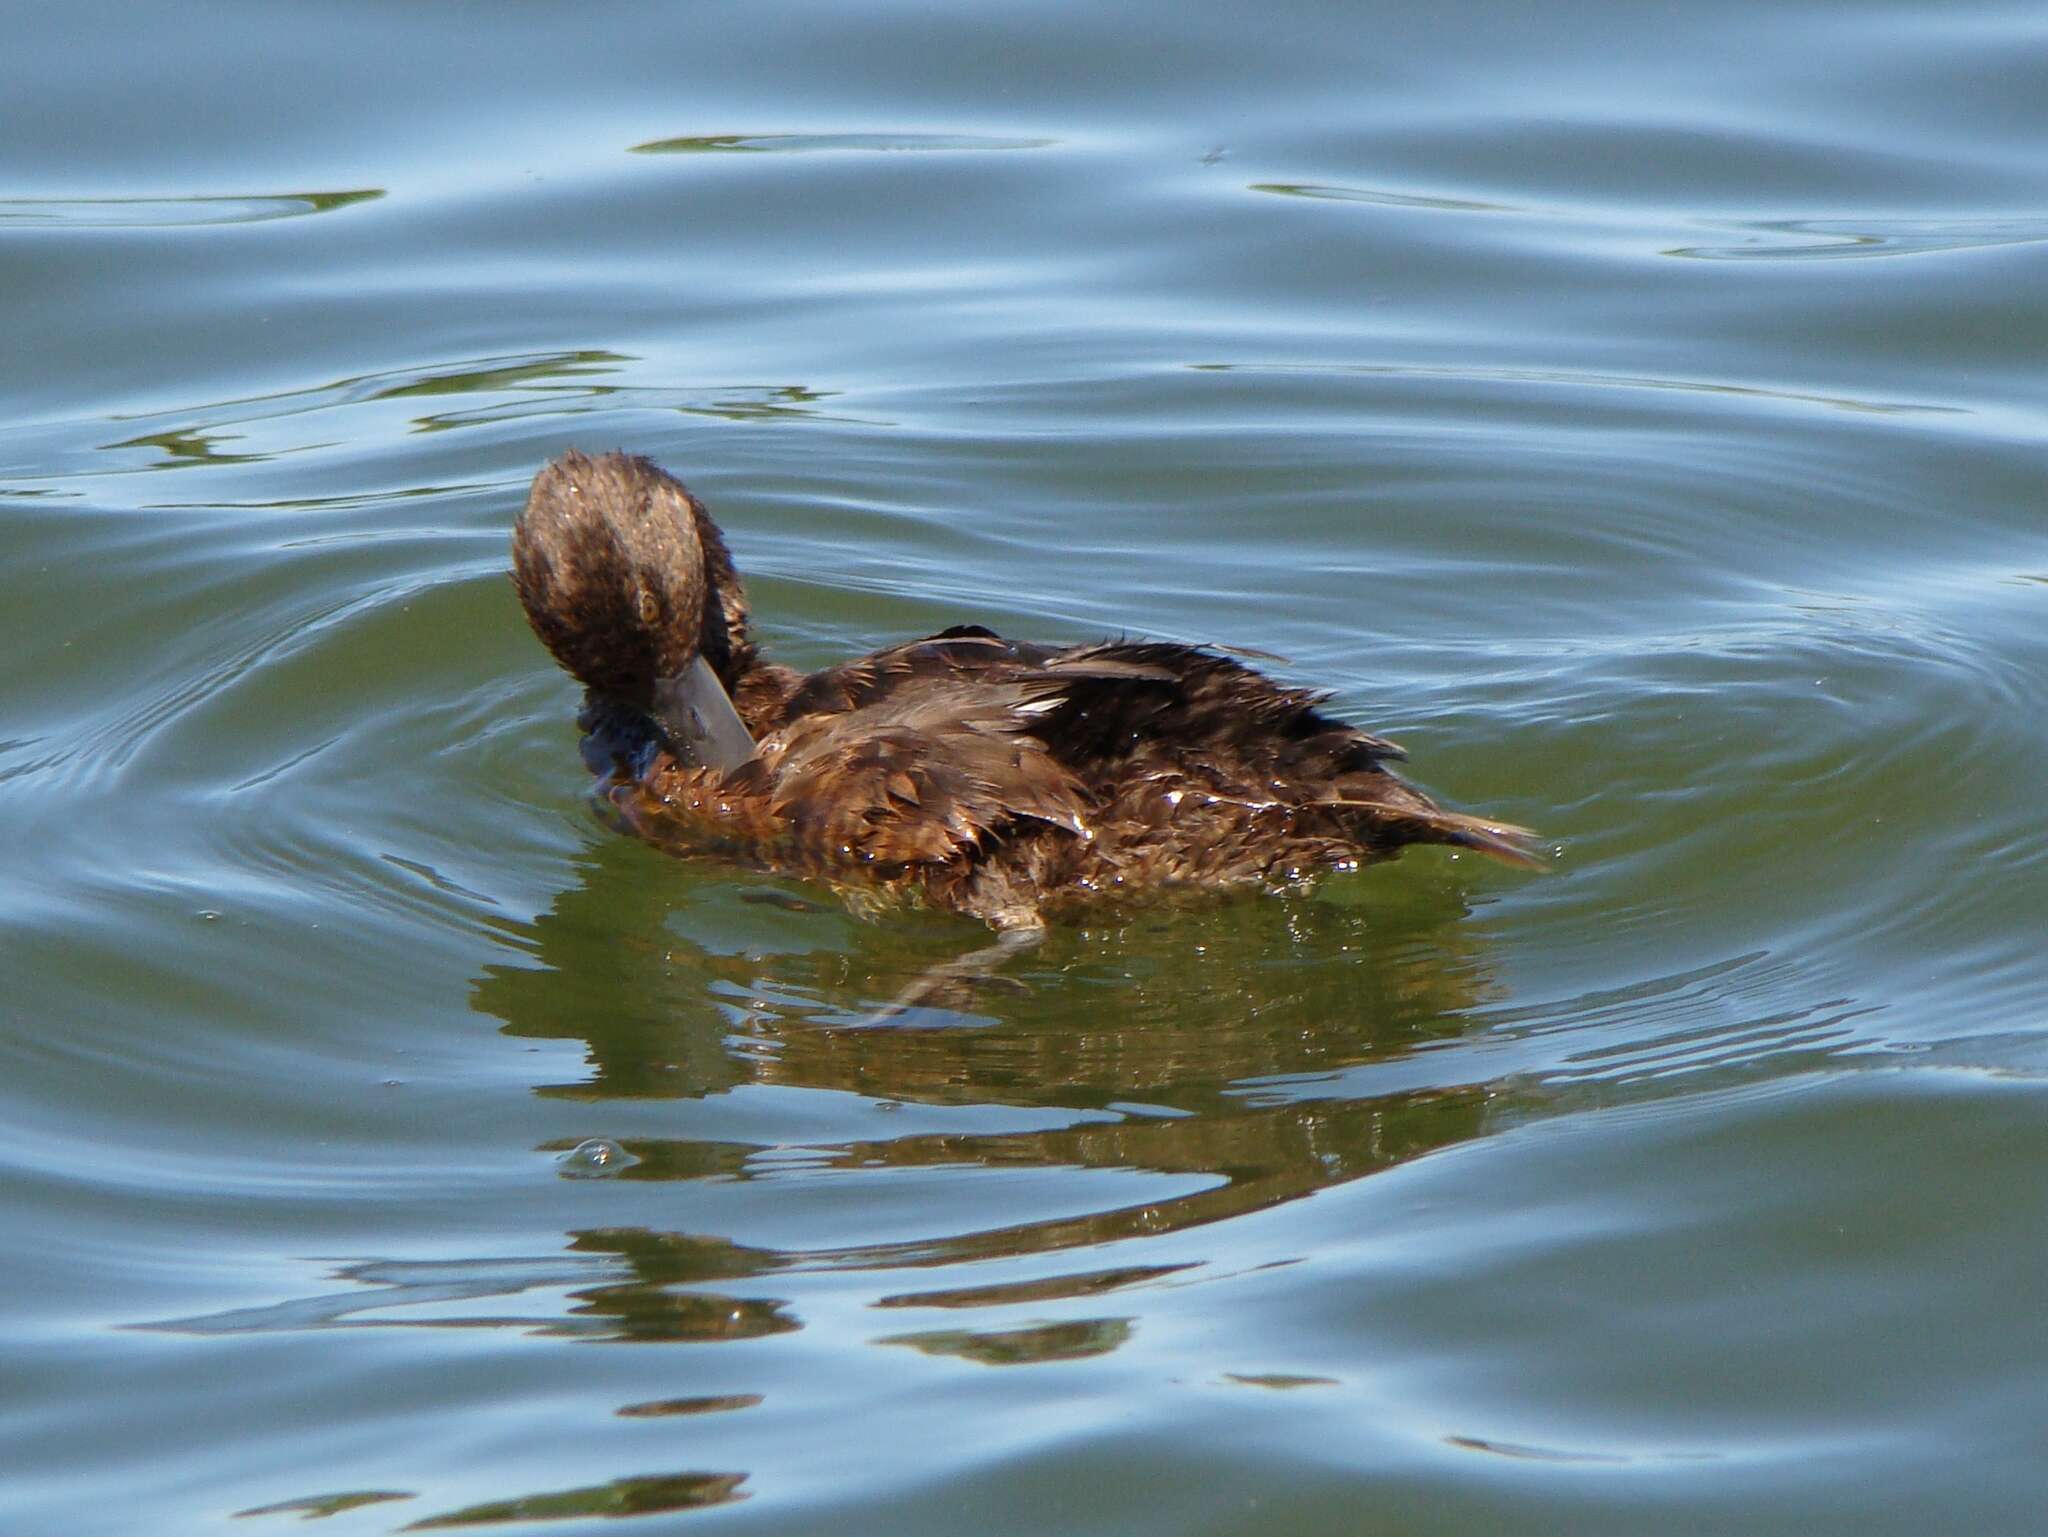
[511,451,1543,928]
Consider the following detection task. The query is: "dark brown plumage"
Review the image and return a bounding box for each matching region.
[512,449,1540,931]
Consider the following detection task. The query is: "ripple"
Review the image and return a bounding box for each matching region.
[1670,215,2048,261]
[615,1395,762,1418]
[235,1489,415,1521]
[407,1471,748,1527]
[630,131,1054,155]
[138,1251,799,1345]
[1243,165,2048,277]
[0,351,852,489]
[1493,954,1885,1092]
[1248,181,1514,213]
[0,189,382,229]
[0,350,613,484]
[137,1256,624,1335]
[410,381,872,433]
[1444,1435,1637,1465]
[876,1317,1133,1365]
[875,1262,1192,1310]
[1190,359,1960,419]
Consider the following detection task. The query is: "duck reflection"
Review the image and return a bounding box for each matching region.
[159,839,1510,1353]
[159,845,1515,1525]
[476,830,1510,1277]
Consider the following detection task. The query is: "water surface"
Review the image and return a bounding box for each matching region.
[4,1,2047,1532]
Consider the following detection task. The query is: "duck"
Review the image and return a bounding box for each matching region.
[511,449,1540,934]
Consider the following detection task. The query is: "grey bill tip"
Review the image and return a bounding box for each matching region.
[653,655,757,773]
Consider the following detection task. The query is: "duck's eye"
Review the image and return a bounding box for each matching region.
[636,588,660,625]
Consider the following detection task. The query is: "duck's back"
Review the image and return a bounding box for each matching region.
[597,624,1530,928]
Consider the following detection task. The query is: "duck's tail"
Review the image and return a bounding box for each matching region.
[1407,806,1549,869]
[1299,794,1547,869]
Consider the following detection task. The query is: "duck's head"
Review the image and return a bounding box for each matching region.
[512,449,758,770]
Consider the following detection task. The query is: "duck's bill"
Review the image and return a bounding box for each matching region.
[653,655,757,773]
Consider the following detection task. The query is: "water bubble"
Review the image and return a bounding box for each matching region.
[559,1138,634,1178]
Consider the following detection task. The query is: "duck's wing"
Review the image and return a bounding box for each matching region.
[776,625,1171,719]
[745,631,1541,874]
[1012,640,1406,769]
[1028,642,1544,870]
[733,674,1096,869]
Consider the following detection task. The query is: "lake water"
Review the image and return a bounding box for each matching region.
[5,1,2047,1532]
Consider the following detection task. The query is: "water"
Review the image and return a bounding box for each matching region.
[4,1,2046,1531]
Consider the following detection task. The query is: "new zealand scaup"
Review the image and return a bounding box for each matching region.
[511,449,1540,932]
